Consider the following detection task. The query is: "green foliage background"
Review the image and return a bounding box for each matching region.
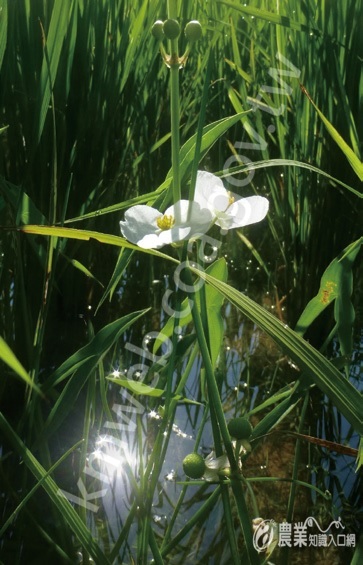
[0,0,362,563]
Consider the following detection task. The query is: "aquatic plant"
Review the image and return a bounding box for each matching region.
[0,1,362,563]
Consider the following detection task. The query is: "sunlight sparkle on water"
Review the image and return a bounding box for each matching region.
[165,469,177,481]
[91,434,138,480]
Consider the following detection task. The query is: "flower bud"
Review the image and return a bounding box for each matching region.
[163,19,181,40]
[228,417,253,440]
[185,20,202,42]
[152,20,164,41]
[183,453,205,479]
[219,467,232,478]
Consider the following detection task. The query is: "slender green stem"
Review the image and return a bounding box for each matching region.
[280,392,311,565]
[170,66,180,205]
[161,486,221,556]
[167,0,181,217]
[161,401,210,553]
[149,526,164,565]
[184,265,259,564]
[220,483,242,565]
[188,51,213,204]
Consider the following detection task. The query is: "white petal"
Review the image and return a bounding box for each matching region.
[137,233,165,249]
[120,205,161,245]
[194,171,226,210]
[205,454,229,470]
[204,451,216,463]
[165,200,194,223]
[217,196,269,228]
[196,170,225,193]
[185,202,214,237]
[203,468,220,482]
[158,226,191,245]
[165,200,213,240]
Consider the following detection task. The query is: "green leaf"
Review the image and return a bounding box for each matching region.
[107,378,202,407]
[0,413,110,564]
[0,0,8,71]
[41,309,149,439]
[36,0,73,144]
[218,1,320,34]
[61,252,104,288]
[0,438,84,538]
[250,384,304,442]
[220,158,362,199]
[295,238,362,363]
[0,177,47,225]
[96,248,134,314]
[19,225,179,264]
[106,378,164,397]
[0,336,42,396]
[355,437,363,473]
[191,266,363,435]
[152,258,227,368]
[300,84,363,181]
[166,111,251,185]
[64,111,251,224]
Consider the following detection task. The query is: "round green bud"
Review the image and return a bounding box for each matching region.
[184,20,202,42]
[152,20,164,41]
[163,19,181,40]
[183,453,205,479]
[219,467,232,478]
[228,417,253,440]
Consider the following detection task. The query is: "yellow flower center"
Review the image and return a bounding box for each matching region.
[227,192,235,207]
[156,214,175,230]
[220,192,235,213]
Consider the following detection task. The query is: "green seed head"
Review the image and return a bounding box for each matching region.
[185,20,202,42]
[163,19,181,40]
[183,453,205,479]
[228,417,253,440]
[152,20,164,41]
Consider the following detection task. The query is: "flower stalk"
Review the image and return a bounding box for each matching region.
[167,1,181,219]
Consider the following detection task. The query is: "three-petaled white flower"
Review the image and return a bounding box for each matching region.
[120,200,213,249]
[202,442,245,481]
[194,171,269,230]
[202,450,231,482]
[120,171,269,249]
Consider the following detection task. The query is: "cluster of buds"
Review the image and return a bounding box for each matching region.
[182,417,253,482]
[151,19,202,68]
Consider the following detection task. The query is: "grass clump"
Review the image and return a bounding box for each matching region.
[0,0,362,563]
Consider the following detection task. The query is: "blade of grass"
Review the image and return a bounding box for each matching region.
[0,0,8,70]
[0,336,42,396]
[191,267,363,435]
[0,438,84,537]
[300,83,363,181]
[18,225,179,263]
[0,412,111,564]
[220,158,363,198]
[218,1,321,35]
[36,0,73,144]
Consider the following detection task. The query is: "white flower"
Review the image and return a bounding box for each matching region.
[194,171,269,230]
[202,451,231,482]
[120,200,213,249]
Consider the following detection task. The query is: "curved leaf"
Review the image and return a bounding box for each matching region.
[191,265,363,435]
